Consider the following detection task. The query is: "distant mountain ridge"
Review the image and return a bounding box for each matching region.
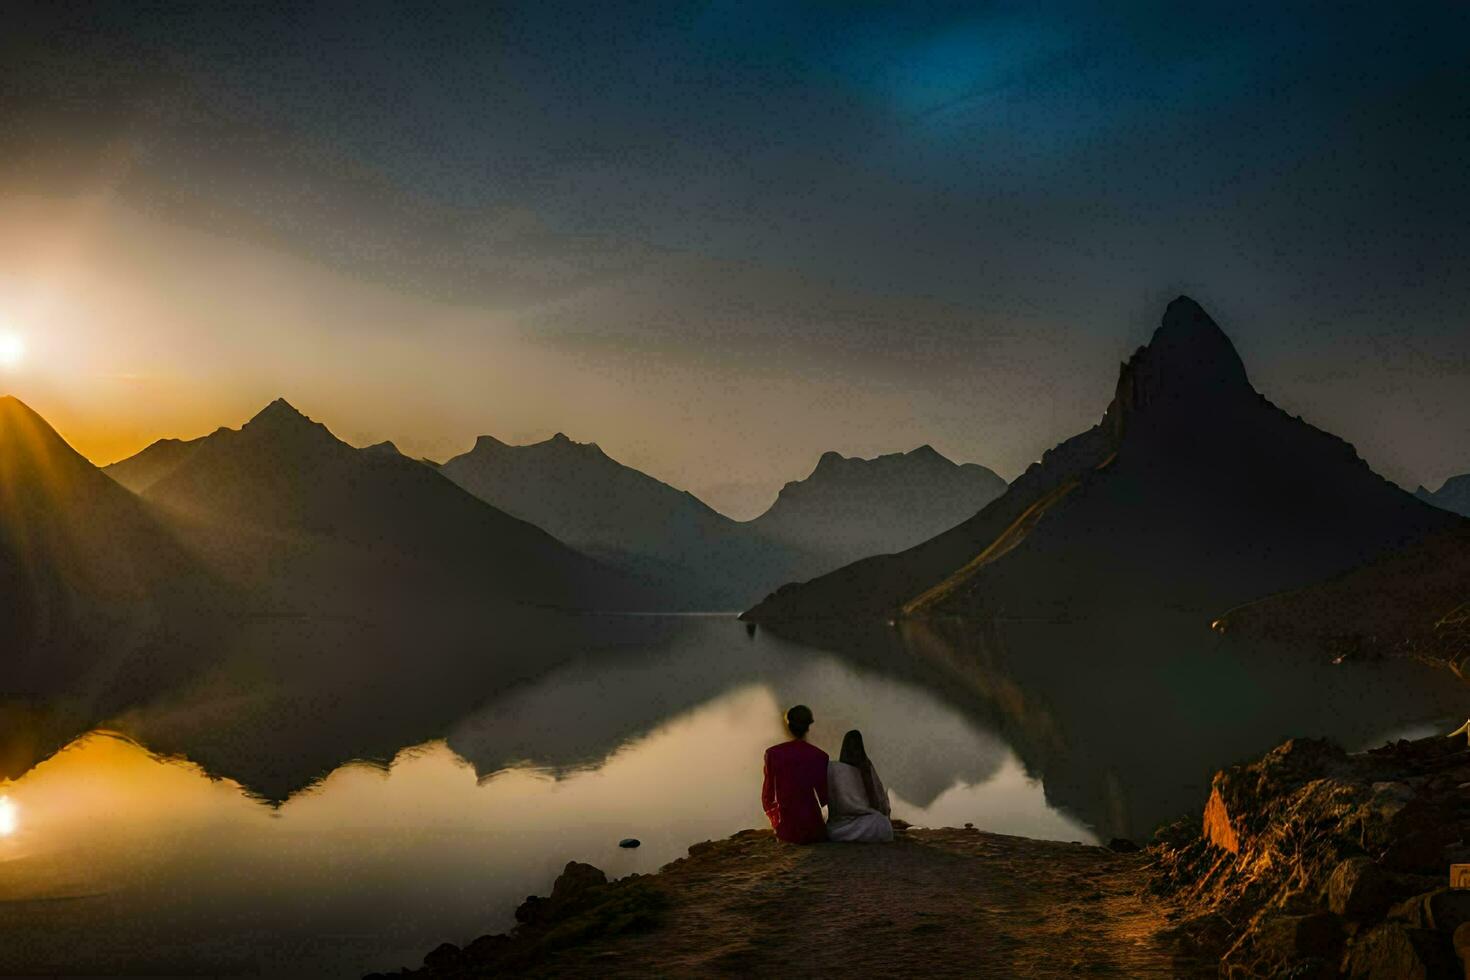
[1417,474,1470,518]
[133,398,647,612]
[440,431,801,609]
[744,297,1456,624]
[441,431,1008,610]
[748,445,1006,569]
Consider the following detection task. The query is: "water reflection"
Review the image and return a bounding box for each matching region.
[0,667,1079,978]
[1,612,1466,977]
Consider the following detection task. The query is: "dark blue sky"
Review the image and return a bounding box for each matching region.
[4,2,1468,515]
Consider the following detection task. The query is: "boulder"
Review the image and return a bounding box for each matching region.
[422,942,462,971]
[1344,922,1456,979]
[516,861,609,925]
[1453,921,1470,968]
[1224,911,1344,979]
[1328,857,1393,921]
[551,861,608,903]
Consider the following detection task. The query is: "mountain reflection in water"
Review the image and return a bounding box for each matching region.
[1,613,1465,977]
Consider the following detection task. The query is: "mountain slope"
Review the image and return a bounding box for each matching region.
[1417,474,1470,518]
[745,297,1456,624]
[440,433,803,609]
[0,396,220,684]
[103,433,209,493]
[747,446,1007,569]
[1213,522,1470,673]
[142,399,646,611]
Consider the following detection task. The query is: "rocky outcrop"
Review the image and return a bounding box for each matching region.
[365,861,667,978]
[1152,733,1470,978]
[373,827,1194,977]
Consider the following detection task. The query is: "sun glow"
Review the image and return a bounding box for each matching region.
[0,796,17,837]
[0,333,25,370]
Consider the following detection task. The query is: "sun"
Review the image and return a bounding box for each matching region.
[0,333,24,370]
[0,797,16,837]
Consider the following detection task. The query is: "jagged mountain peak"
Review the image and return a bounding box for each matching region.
[241,398,337,444]
[249,397,307,423]
[472,434,509,453]
[808,444,957,481]
[1107,296,1252,428]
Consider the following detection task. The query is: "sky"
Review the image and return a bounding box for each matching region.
[2,1,1467,518]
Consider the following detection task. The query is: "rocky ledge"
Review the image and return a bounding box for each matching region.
[1150,732,1470,978]
[370,825,1202,978]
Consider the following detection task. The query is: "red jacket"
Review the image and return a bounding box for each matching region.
[761,739,829,844]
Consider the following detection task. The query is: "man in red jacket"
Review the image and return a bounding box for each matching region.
[761,704,829,844]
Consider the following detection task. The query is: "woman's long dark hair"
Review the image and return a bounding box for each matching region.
[840,729,882,811]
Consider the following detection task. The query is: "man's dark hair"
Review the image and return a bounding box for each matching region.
[785,704,814,738]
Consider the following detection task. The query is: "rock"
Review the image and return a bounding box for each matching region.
[1423,889,1470,934]
[1344,922,1456,979]
[1378,799,1461,874]
[1329,857,1393,921]
[619,838,641,849]
[422,942,462,971]
[1225,911,1344,979]
[517,862,609,925]
[1107,837,1140,853]
[463,934,511,959]
[550,861,608,903]
[1202,784,1240,853]
[1453,921,1470,965]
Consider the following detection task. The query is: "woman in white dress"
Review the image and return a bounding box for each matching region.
[826,729,894,843]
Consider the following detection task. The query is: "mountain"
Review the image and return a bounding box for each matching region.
[748,446,1006,568]
[440,432,804,609]
[103,433,209,493]
[1417,474,1470,518]
[744,297,1457,624]
[135,399,646,612]
[0,396,221,691]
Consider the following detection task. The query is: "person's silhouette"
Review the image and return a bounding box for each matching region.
[760,704,829,844]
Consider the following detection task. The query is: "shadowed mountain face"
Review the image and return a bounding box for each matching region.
[1418,474,1470,518]
[440,432,808,610]
[0,397,224,706]
[441,433,1008,610]
[102,433,210,493]
[136,399,647,612]
[748,446,1007,570]
[745,297,1457,624]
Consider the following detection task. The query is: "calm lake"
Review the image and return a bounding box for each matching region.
[2,613,1464,977]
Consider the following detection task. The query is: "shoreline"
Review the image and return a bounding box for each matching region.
[369,825,1205,978]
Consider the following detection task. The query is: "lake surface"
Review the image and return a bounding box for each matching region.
[2,613,1466,977]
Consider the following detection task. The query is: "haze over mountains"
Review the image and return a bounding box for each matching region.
[745,297,1459,625]
[126,398,648,613]
[440,432,1007,609]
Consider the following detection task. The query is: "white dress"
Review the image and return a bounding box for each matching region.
[826,760,894,842]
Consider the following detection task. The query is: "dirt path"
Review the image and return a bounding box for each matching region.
[475,827,1207,978]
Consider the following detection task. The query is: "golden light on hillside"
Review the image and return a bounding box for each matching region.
[0,333,24,370]
[0,796,17,837]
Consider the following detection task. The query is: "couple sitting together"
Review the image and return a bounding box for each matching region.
[760,704,894,844]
